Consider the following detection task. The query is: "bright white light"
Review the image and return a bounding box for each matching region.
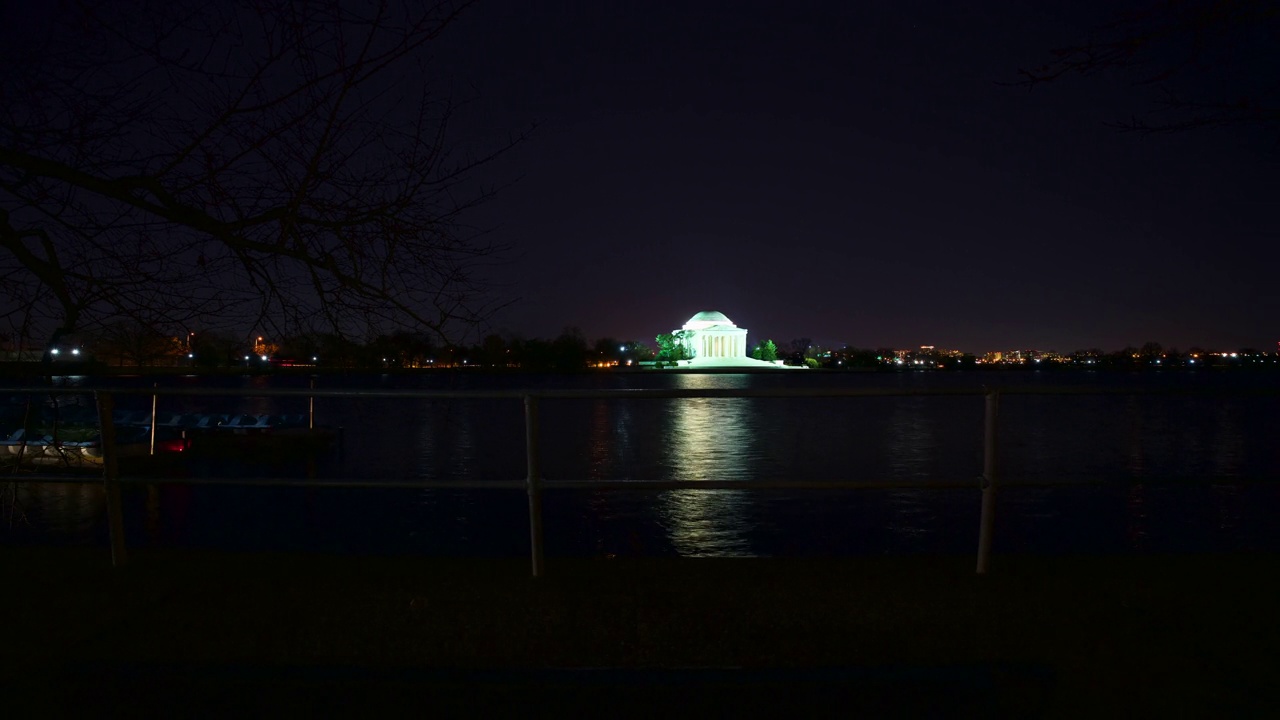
[71,348,80,355]
[620,345,626,352]
[244,355,250,360]
[312,356,318,362]
[187,353,194,358]
[50,348,59,355]
[261,355,268,361]
[1189,359,1196,363]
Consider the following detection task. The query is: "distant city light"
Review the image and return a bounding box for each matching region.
[50,348,59,355]
[71,348,80,355]
[260,355,268,361]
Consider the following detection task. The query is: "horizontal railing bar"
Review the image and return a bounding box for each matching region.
[5,474,1275,489]
[2,385,1277,401]
[130,478,526,490]
[539,479,978,490]
[1,475,968,489]
[0,386,982,400]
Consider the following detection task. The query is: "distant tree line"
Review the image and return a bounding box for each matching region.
[10,325,661,371]
[7,325,1275,372]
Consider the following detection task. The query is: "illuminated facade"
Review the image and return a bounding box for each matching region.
[669,311,796,369]
[681,311,748,360]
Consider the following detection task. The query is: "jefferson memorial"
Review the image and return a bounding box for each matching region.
[670,311,795,369]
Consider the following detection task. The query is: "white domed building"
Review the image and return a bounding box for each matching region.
[682,311,748,360]
[667,310,796,369]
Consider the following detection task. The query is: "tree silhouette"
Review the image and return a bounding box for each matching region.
[1016,1,1279,137]
[0,0,521,353]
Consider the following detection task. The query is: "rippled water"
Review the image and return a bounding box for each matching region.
[3,371,1278,556]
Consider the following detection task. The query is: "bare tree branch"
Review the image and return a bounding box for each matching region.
[0,0,521,347]
[1012,0,1280,136]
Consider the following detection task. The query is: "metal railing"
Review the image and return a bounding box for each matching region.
[3,383,1273,576]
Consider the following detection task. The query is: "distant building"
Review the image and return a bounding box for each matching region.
[666,311,797,369]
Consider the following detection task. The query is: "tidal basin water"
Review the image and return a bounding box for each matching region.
[5,371,1279,557]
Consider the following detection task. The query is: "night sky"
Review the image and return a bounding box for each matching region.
[432,1,1277,352]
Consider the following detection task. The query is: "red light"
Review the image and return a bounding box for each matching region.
[157,438,187,453]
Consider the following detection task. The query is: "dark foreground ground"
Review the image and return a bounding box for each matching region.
[2,548,1278,717]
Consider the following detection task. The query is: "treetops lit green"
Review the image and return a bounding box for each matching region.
[752,339,778,362]
[655,331,695,361]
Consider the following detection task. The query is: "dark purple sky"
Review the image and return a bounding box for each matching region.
[436,1,1278,353]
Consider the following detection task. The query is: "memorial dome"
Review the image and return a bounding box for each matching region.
[682,311,735,331]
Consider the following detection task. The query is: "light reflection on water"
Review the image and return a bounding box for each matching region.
[413,400,479,481]
[1125,396,1146,477]
[658,374,756,557]
[885,396,935,480]
[1126,484,1148,550]
[1212,402,1243,477]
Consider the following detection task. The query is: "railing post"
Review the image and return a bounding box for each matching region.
[524,395,545,578]
[976,389,999,574]
[149,383,158,456]
[94,391,128,567]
